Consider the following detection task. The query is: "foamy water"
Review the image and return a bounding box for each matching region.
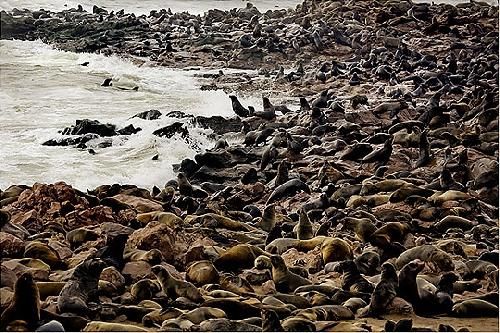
[0,40,261,190]
[0,0,302,15]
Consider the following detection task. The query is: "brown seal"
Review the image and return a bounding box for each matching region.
[270,255,311,293]
[151,265,204,303]
[0,272,40,331]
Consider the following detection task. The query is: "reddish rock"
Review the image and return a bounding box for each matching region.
[101,266,126,291]
[112,194,162,213]
[11,210,43,233]
[0,232,25,258]
[121,261,153,283]
[127,221,175,261]
[65,205,115,231]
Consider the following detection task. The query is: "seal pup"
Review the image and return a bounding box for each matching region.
[0,272,40,331]
[151,265,204,303]
[270,255,311,293]
[57,258,107,316]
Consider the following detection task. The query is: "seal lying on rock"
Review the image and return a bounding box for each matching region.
[151,265,204,303]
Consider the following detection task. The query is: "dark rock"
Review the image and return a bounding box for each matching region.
[152,122,189,138]
[132,110,162,120]
[62,119,117,136]
[193,116,242,135]
[117,124,142,135]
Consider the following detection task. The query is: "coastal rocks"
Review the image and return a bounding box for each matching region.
[0,232,24,258]
[127,221,175,261]
[43,119,141,148]
[111,194,162,213]
[132,110,162,120]
[152,122,189,139]
[193,116,242,135]
[0,11,35,38]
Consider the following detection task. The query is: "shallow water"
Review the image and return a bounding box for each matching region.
[0,40,260,190]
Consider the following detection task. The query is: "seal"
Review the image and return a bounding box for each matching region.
[57,258,107,316]
[254,255,272,270]
[201,298,261,320]
[452,299,499,317]
[281,317,316,331]
[214,244,267,271]
[258,204,276,232]
[363,262,398,318]
[123,248,163,265]
[65,227,99,248]
[261,308,284,332]
[229,95,250,118]
[0,272,40,331]
[92,233,128,270]
[177,172,193,196]
[396,245,454,272]
[334,260,374,294]
[36,320,64,332]
[83,321,147,332]
[293,208,314,240]
[186,260,220,286]
[341,217,377,243]
[151,265,204,303]
[199,318,260,331]
[321,238,353,264]
[270,255,311,293]
[178,307,227,324]
[130,279,161,302]
[266,179,311,205]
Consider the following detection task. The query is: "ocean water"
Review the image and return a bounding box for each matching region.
[0,0,302,15]
[0,40,262,190]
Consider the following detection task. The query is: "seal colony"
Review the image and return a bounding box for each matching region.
[0,0,499,332]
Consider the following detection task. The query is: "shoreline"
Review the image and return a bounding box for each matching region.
[1,0,499,331]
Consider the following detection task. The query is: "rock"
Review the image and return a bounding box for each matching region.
[1,264,17,289]
[127,221,175,261]
[111,194,162,213]
[101,266,126,291]
[193,116,242,135]
[152,122,189,138]
[0,11,35,38]
[62,119,117,136]
[121,261,153,283]
[0,232,25,258]
[186,260,220,286]
[10,210,43,233]
[132,110,162,120]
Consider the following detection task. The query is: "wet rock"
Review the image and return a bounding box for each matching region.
[193,116,242,135]
[132,110,162,120]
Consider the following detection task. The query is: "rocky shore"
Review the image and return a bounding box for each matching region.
[1,0,499,332]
